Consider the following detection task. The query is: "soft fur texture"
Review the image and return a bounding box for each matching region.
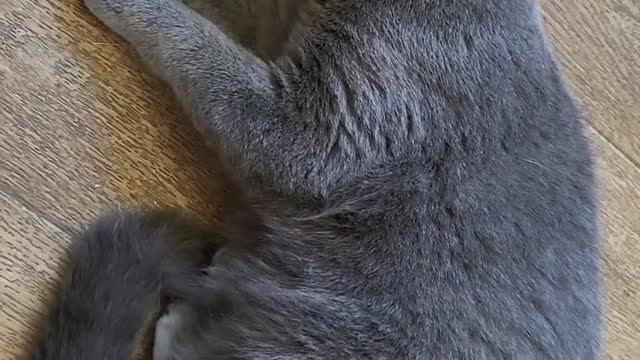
[29,211,217,359]
[33,0,602,359]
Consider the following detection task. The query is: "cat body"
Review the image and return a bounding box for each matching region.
[33,0,601,359]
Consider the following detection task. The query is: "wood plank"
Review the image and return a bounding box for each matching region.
[0,190,70,360]
[590,129,640,360]
[543,0,640,166]
[0,0,222,230]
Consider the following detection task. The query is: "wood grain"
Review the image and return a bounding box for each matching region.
[0,0,222,230]
[0,0,638,359]
[589,129,640,359]
[0,190,69,360]
[543,0,640,166]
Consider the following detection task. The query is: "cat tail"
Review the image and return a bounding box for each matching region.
[29,210,218,360]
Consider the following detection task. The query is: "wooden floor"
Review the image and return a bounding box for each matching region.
[0,0,638,358]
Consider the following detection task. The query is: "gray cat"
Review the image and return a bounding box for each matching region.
[31,0,602,359]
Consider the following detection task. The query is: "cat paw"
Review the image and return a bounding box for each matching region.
[154,302,192,360]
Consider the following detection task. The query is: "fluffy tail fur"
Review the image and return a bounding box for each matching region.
[29,210,216,360]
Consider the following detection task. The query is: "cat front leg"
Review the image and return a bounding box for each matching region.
[84,0,342,199]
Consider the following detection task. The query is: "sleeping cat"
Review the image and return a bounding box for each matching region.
[31,0,602,359]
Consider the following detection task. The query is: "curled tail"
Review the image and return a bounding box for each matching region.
[30,210,217,360]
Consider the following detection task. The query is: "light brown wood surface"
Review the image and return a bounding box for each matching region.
[0,0,638,359]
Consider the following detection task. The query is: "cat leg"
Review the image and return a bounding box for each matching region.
[153,302,194,360]
[84,0,346,199]
[30,210,215,359]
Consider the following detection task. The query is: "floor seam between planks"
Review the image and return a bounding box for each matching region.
[588,125,640,174]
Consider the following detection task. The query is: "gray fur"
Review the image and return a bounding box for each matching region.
[29,210,217,359]
[34,0,602,359]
